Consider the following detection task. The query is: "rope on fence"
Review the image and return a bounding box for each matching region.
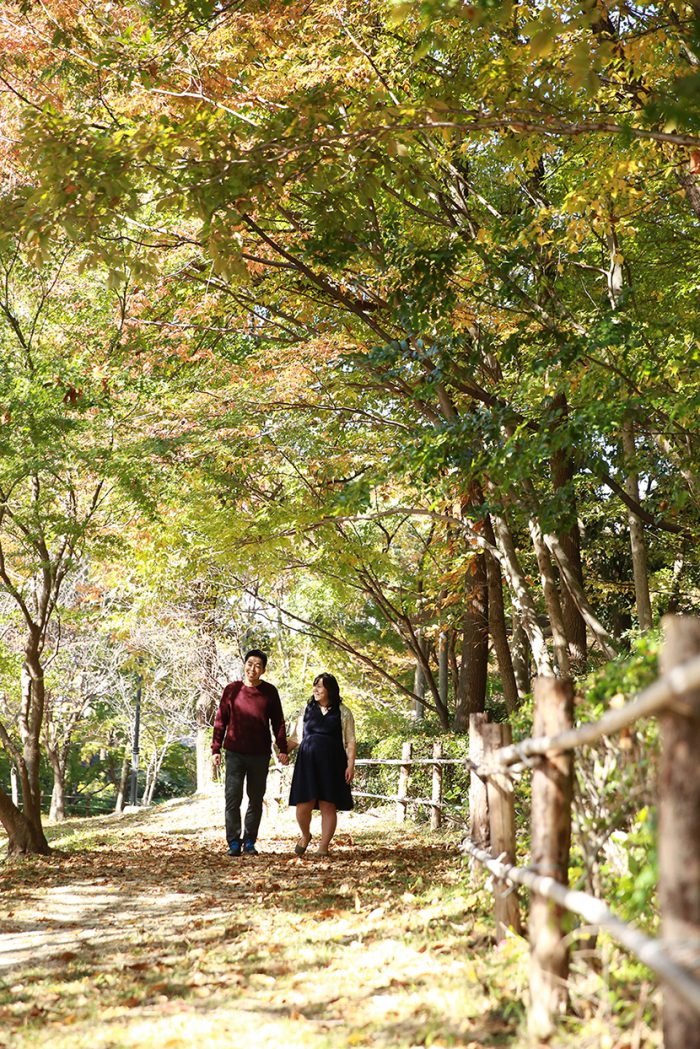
[350,628,700,1039]
[352,789,443,810]
[351,737,700,1016]
[354,758,467,766]
[357,654,700,781]
[461,837,700,1016]
[487,652,700,771]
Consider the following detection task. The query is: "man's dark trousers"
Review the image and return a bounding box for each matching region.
[224,751,270,844]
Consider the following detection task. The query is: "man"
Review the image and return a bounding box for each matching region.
[212,649,289,856]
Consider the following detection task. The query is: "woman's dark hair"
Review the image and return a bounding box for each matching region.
[312,672,341,707]
[244,649,268,669]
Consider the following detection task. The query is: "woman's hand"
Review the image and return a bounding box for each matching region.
[345,765,354,785]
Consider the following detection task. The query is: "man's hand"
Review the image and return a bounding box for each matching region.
[278,753,289,766]
[212,753,221,770]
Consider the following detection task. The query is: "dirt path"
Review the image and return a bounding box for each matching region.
[2,793,657,1048]
[0,794,524,1048]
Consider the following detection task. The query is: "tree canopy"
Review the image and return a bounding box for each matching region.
[0,0,699,851]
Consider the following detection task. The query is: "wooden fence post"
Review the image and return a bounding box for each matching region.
[396,742,412,824]
[469,713,490,886]
[528,676,574,1044]
[485,721,521,941]
[658,615,700,1049]
[431,741,443,831]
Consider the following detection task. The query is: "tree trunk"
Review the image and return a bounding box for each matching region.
[658,616,700,1049]
[413,628,426,721]
[622,420,653,631]
[528,676,574,1040]
[528,515,571,678]
[145,744,169,806]
[196,690,218,793]
[47,751,66,823]
[142,763,152,807]
[490,512,553,676]
[0,787,50,855]
[511,608,531,696]
[114,744,130,813]
[44,711,66,822]
[11,644,50,853]
[677,167,700,221]
[438,631,449,707]
[666,555,685,614]
[543,532,618,659]
[195,613,220,792]
[196,726,216,793]
[454,550,488,732]
[145,766,156,805]
[19,664,43,822]
[406,620,449,729]
[550,394,587,668]
[485,548,520,712]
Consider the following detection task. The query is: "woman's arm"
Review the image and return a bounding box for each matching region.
[343,707,356,784]
[345,738,356,784]
[284,711,304,753]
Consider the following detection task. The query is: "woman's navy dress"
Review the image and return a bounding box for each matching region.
[289,701,353,810]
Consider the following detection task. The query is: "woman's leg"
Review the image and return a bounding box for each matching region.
[319,801,337,853]
[296,801,314,847]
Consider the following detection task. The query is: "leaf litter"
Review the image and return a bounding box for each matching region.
[0,793,658,1048]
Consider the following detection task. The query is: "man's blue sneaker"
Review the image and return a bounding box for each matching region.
[228,839,241,857]
[242,839,258,855]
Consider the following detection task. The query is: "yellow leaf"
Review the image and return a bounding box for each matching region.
[530,25,556,58]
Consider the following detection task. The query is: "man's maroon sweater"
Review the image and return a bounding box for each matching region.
[211,680,288,757]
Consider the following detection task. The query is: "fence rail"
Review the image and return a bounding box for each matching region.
[483,650,700,771]
[352,615,700,1047]
[10,791,116,818]
[460,838,700,1016]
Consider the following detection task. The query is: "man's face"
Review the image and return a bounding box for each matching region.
[244,656,265,686]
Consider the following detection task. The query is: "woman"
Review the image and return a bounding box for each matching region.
[288,672,356,856]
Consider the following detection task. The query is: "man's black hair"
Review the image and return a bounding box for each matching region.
[244,649,268,669]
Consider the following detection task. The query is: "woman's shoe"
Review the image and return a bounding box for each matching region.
[294,835,311,856]
[316,848,330,856]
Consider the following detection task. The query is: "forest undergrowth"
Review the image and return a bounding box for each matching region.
[0,793,659,1048]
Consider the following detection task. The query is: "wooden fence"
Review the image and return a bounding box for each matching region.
[351,615,700,1048]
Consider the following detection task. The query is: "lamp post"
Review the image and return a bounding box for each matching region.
[129,667,142,806]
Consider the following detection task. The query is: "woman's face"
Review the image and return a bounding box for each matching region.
[313,678,329,705]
